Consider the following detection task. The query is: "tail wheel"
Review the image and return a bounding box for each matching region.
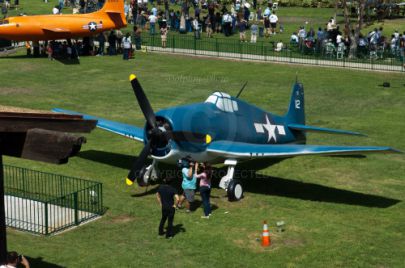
[227,179,243,201]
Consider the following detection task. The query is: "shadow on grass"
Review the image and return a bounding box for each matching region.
[54,57,80,65]
[0,54,80,64]
[78,150,400,208]
[78,150,136,170]
[25,256,65,268]
[172,224,186,236]
[241,174,400,208]
[131,185,158,197]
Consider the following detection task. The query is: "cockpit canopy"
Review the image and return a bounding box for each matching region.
[205,92,239,113]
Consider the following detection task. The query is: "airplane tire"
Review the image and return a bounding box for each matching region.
[136,166,150,186]
[227,180,243,201]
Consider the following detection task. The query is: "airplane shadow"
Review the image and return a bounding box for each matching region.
[0,54,80,64]
[78,150,138,170]
[78,150,400,208]
[54,57,80,65]
[239,174,400,208]
[25,256,65,268]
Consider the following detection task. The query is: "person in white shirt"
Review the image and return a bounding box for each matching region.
[274,40,284,52]
[336,33,342,44]
[192,17,200,39]
[148,14,157,35]
[122,32,132,60]
[269,11,278,35]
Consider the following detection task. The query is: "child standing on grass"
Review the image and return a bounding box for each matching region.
[250,20,258,43]
[239,19,247,42]
[160,23,168,48]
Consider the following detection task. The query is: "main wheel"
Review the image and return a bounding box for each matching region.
[227,179,243,201]
[136,166,150,187]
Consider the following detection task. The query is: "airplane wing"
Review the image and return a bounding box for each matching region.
[42,27,71,33]
[207,140,400,159]
[52,108,144,142]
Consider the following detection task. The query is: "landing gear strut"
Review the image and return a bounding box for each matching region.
[219,159,243,201]
[137,160,159,186]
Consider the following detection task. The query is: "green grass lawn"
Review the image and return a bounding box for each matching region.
[1,48,405,267]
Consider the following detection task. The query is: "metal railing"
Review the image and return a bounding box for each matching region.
[3,165,104,235]
[140,34,404,72]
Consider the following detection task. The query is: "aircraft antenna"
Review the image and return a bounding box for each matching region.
[236,81,248,98]
[295,72,299,83]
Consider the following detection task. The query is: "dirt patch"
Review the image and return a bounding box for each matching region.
[109,214,136,224]
[233,230,305,252]
[0,87,34,96]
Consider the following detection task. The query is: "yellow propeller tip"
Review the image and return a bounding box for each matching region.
[126,178,134,186]
[206,134,212,144]
[129,74,137,81]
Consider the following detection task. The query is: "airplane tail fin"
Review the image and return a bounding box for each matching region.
[98,0,127,27]
[285,82,305,125]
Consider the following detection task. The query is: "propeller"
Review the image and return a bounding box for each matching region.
[126,74,212,186]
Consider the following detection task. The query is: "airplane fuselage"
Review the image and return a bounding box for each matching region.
[0,0,127,42]
[152,97,305,164]
[0,14,123,41]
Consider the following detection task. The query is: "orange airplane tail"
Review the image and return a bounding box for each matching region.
[98,0,127,28]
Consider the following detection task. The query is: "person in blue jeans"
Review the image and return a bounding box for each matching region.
[196,162,212,219]
[177,157,197,212]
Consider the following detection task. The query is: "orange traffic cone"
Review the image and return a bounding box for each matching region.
[261,220,271,247]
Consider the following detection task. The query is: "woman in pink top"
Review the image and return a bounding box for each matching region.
[196,162,212,218]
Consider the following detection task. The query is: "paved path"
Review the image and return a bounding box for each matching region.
[146,46,404,73]
[4,195,98,235]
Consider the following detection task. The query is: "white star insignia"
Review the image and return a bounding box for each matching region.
[253,114,286,143]
[262,115,277,142]
[88,22,97,31]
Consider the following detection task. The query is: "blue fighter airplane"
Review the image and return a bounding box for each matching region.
[53,74,399,201]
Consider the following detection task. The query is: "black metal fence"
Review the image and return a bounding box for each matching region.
[3,165,103,235]
[140,34,404,72]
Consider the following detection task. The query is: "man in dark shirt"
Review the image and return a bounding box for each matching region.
[156,177,179,239]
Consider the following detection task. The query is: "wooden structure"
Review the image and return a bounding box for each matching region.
[0,111,96,264]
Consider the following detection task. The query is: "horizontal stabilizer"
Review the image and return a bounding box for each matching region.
[288,123,365,136]
[207,140,400,159]
[52,108,144,142]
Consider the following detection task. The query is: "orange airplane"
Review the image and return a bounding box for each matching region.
[0,0,126,41]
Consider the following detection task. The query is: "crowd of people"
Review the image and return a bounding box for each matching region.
[23,26,144,60]
[289,17,405,59]
[120,0,404,59]
[7,1,405,61]
[156,156,212,239]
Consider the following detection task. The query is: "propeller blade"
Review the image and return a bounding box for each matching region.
[168,131,212,144]
[126,140,152,185]
[129,74,157,129]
